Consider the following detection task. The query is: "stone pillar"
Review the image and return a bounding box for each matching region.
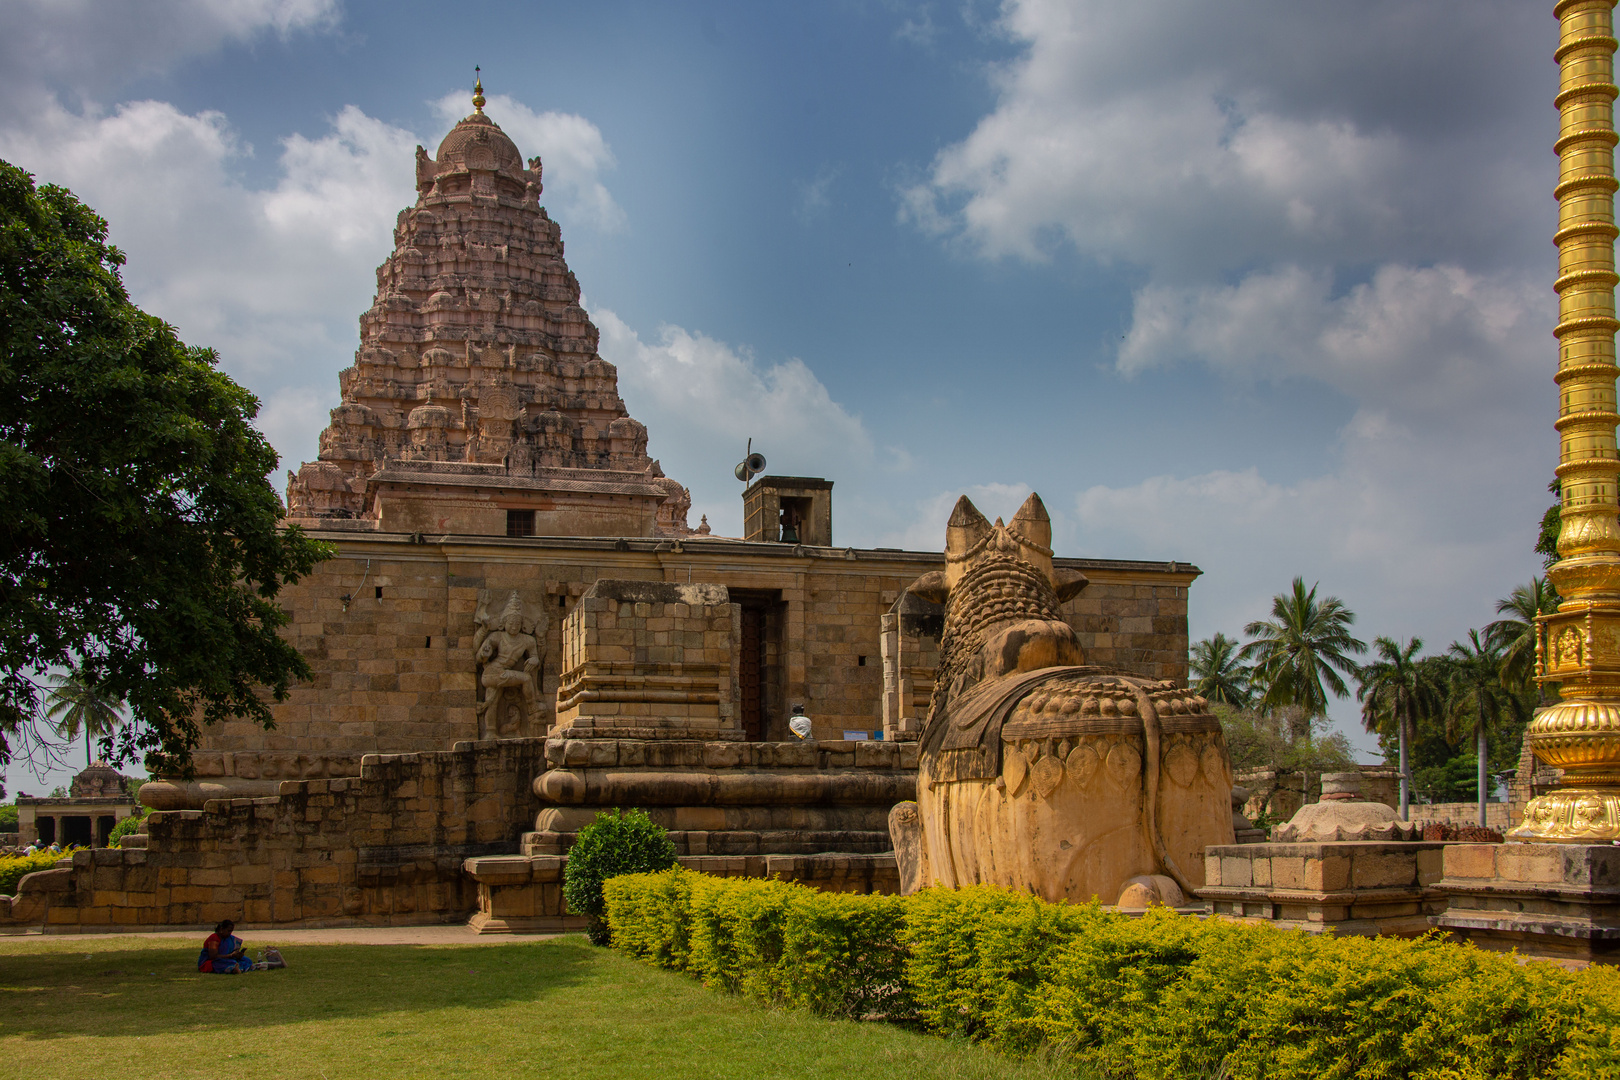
[1513,0,1620,841]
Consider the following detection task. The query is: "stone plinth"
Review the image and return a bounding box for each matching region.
[528,736,916,858]
[552,580,740,740]
[461,851,898,934]
[1430,842,1620,964]
[1199,841,1448,936]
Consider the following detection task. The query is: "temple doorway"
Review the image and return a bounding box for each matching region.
[730,589,784,741]
[60,816,92,847]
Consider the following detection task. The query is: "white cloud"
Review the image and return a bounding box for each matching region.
[1119,263,1550,425]
[0,0,340,112]
[902,0,1546,277]
[430,92,627,233]
[595,307,878,535]
[795,165,841,225]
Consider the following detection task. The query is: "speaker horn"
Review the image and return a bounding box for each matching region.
[734,440,766,483]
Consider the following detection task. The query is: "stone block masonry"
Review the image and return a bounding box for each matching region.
[1,739,547,932]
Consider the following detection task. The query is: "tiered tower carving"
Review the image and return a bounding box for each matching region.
[286,79,691,536]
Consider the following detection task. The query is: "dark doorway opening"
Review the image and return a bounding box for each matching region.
[98,816,117,847]
[38,816,55,845]
[61,815,93,847]
[730,589,785,741]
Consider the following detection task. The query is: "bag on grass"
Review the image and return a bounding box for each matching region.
[262,948,286,969]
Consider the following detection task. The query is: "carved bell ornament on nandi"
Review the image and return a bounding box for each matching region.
[887,493,1235,907]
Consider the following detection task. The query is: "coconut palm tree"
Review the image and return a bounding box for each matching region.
[1446,630,1514,828]
[1240,578,1367,735]
[1356,636,1444,820]
[1190,632,1252,708]
[44,668,126,772]
[1485,576,1557,701]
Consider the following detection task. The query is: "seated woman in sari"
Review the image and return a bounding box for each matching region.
[198,920,253,973]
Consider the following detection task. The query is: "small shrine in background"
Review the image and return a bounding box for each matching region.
[14,763,139,848]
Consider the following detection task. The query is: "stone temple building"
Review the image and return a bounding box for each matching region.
[140,86,1202,814]
[18,85,1200,934]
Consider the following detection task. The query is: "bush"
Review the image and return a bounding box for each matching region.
[604,867,910,1019]
[0,804,17,834]
[562,808,676,944]
[603,874,1620,1078]
[107,809,147,847]
[0,847,79,894]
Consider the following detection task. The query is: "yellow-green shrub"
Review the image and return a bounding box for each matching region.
[0,848,77,894]
[604,868,908,1019]
[604,873,1620,1078]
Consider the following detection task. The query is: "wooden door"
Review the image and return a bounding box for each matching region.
[739,605,764,740]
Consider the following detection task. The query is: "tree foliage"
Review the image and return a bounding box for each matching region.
[563,808,677,945]
[0,159,330,775]
[1217,705,1355,777]
[1240,578,1367,720]
[44,666,125,771]
[1485,576,1556,700]
[1189,632,1251,708]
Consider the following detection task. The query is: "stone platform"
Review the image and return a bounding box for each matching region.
[462,851,898,934]
[1199,841,1447,936]
[1430,842,1620,964]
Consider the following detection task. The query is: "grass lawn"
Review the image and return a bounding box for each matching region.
[0,934,1070,1080]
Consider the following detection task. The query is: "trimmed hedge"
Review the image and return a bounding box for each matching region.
[603,873,1620,1079]
[604,869,909,1019]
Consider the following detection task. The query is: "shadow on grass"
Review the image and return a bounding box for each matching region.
[0,935,596,1039]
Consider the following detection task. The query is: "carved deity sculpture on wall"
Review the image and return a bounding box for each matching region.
[473,590,547,738]
[887,493,1234,907]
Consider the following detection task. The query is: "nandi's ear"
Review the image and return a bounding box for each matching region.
[906,570,949,605]
[1008,493,1052,552]
[945,496,992,559]
[1054,568,1089,602]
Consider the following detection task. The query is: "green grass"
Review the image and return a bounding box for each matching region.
[0,935,1074,1080]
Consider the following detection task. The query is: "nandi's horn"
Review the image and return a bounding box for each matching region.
[1009,492,1057,586]
[1008,493,1052,553]
[945,496,992,559]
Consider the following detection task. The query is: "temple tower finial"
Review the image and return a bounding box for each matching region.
[473,66,485,114]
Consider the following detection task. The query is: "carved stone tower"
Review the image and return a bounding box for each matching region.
[285,79,692,538]
[1516,0,1620,839]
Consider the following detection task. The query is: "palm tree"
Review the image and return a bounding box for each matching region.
[1485,577,1557,701]
[1190,632,1252,708]
[44,668,126,772]
[1240,578,1367,735]
[1356,636,1444,820]
[1446,630,1513,828]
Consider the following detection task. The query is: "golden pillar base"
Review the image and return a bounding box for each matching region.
[1511,787,1620,841]
[1509,695,1620,841]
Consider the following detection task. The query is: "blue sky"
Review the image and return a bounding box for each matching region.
[1,0,1563,790]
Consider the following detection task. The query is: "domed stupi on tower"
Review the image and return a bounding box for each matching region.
[285,78,693,538]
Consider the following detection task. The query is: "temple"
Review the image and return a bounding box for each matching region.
[0,83,1201,934]
[284,80,693,540]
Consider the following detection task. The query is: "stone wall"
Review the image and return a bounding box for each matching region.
[3,739,546,932]
[183,534,1199,796]
[1410,802,1515,829]
[553,580,741,739]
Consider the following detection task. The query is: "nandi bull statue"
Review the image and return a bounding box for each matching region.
[887,493,1234,907]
